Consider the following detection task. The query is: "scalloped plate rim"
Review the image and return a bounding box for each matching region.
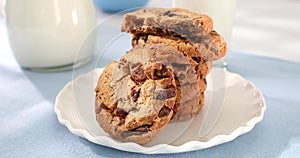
[54,68,266,154]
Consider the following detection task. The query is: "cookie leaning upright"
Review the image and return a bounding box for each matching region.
[95,57,177,145]
[95,43,199,145]
[121,8,213,39]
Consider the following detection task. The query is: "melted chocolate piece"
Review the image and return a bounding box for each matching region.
[121,125,150,138]
[163,10,171,16]
[158,106,171,117]
[134,19,144,26]
[100,103,109,110]
[191,56,201,63]
[131,89,140,102]
[171,63,186,68]
[155,88,176,100]
[116,108,128,118]
[131,66,146,83]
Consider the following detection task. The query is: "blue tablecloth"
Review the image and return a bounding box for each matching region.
[1,50,300,158]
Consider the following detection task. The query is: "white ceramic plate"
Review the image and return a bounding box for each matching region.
[54,68,266,154]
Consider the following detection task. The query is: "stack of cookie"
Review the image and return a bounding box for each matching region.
[95,8,226,145]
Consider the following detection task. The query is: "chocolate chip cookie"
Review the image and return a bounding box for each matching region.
[132,31,226,62]
[95,59,177,144]
[96,43,201,144]
[121,8,213,39]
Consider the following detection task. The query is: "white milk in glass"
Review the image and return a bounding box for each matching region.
[6,0,96,71]
[173,0,237,66]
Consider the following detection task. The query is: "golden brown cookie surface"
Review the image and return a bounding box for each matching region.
[121,8,213,39]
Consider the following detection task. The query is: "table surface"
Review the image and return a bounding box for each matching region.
[1,0,300,158]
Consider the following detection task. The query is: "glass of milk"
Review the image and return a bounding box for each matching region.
[5,0,97,71]
[173,0,237,67]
